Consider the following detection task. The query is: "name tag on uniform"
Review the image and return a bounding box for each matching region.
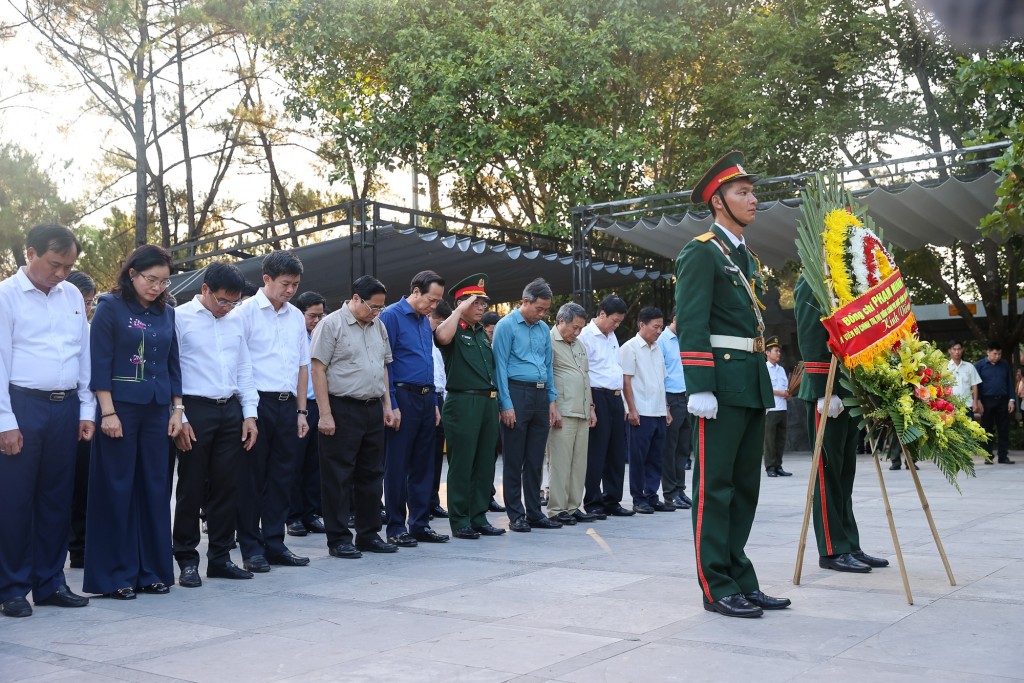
[724,265,740,274]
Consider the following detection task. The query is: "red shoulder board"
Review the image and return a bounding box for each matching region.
[459,320,468,330]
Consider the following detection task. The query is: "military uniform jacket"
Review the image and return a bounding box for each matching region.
[675,224,772,409]
[439,319,496,392]
[794,275,849,400]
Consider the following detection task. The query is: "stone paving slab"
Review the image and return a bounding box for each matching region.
[1,451,1022,682]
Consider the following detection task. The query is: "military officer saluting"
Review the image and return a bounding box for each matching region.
[676,151,791,618]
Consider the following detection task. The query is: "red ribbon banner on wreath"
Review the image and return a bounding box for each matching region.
[820,269,917,368]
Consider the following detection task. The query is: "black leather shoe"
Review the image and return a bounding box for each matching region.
[107,587,136,600]
[889,461,902,470]
[431,505,449,519]
[743,590,791,610]
[139,582,170,595]
[670,495,691,510]
[983,458,994,465]
[356,538,398,553]
[412,528,450,543]
[852,551,890,568]
[585,508,608,520]
[999,457,1016,464]
[453,526,481,539]
[1,596,32,617]
[651,501,676,512]
[303,516,327,533]
[178,565,202,587]
[488,499,506,512]
[632,504,655,514]
[607,505,636,517]
[472,524,506,536]
[388,533,419,548]
[286,520,308,537]
[766,468,778,477]
[819,553,871,573]
[243,555,272,573]
[207,561,253,580]
[509,518,531,533]
[677,492,692,506]
[554,512,577,525]
[35,585,89,608]
[703,593,762,618]
[571,510,598,522]
[329,543,362,559]
[267,550,311,566]
[775,467,793,476]
[529,517,562,529]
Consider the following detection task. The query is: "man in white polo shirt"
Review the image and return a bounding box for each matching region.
[947,339,982,418]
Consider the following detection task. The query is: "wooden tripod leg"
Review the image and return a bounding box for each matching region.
[870,435,913,604]
[901,442,956,586]
[794,356,838,585]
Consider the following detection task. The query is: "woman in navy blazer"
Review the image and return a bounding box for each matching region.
[84,245,183,600]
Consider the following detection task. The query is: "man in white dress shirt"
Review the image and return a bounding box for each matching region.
[947,339,982,418]
[0,225,95,617]
[172,262,259,587]
[763,336,792,477]
[235,251,311,572]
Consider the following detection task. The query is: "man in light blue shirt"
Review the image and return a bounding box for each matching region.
[657,311,692,510]
[492,278,559,532]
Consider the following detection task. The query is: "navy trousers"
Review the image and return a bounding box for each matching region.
[584,389,627,513]
[628,415,666,507]
[384,389,436,538]
[501,383,551,523]
[237,395,301,560]
[0,390,79,602]
[289,399,323,524]
[83,400,173,594]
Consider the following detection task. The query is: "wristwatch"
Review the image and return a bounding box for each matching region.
[296,408,309,416]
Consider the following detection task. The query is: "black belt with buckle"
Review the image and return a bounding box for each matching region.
[9,385,71,402]
[592,387,622,397]
[332,395,381,406]
[450,389,498,399]
[258,391,294,402]
[184,394,236,405]
[395,382,434,395]
[509,379,546,390]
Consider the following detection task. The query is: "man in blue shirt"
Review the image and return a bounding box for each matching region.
[657,310,692,510]
[493,278,559,532]
[975,341,1016,464]
[380,271,451,545]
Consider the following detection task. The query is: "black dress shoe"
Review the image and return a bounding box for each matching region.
[766,468,778,477]
[388,533,419,548]
[509,518,531,533]
[35,585,89,608]
[670,495,691,510]
[703,593,762,618]
[651,501,676,512]
[303,516,327,533]
[107,587,136,600]
[267,550,311,566]
[329,543,362,558]
[554,512,577,525]
[607,505,636,517]
[431,505,449,519]
[412,528,450,543]
[207,561,253,580]
[453,526,481,539]
[677,492,692,506]
[571,510,598,522]
[743,590,791,610]
[178,565,202,588]
[286,520,308,537]
[819,553,871,573]
[998,457,1016,464]
[889,461,902,470]
[529,516,562,529]
[632,504,655,514]
[585,508,608,520]
[775,467,793,476]
[356,538,398,553]
[139,582,170,595]
[471,524,506,536]
[243,555,272,573]
[488,499,506,512]
[1,596,32,617]
[852,551,890,568]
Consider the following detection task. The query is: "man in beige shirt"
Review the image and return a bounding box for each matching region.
[310,276,397,559]
[546,303,598,525]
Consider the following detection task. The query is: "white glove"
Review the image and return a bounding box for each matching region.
[688,391,719,420]
[817,395,844,418]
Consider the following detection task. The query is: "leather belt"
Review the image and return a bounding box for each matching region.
[396,382,434,395]
[9,385,72,402]
[258,391,294,402]
[332,395,381,406]
[509,379,546,389]
[183,394,236,405]
[592,387,622,396]
[709,334,766,353]
[450,389,498,399]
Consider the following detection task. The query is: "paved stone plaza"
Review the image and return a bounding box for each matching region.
[1,450,1021,682]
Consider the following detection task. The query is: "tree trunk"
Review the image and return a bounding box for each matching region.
[175,5,197,244]
[133,0,151,247]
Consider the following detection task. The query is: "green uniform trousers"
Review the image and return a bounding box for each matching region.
[443,392,499,531]
[805,403,861,557]
[691,405,764,602]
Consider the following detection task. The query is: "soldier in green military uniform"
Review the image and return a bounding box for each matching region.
[434,274,506,540]
[793,275,891,573]
[676,151,791,618]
